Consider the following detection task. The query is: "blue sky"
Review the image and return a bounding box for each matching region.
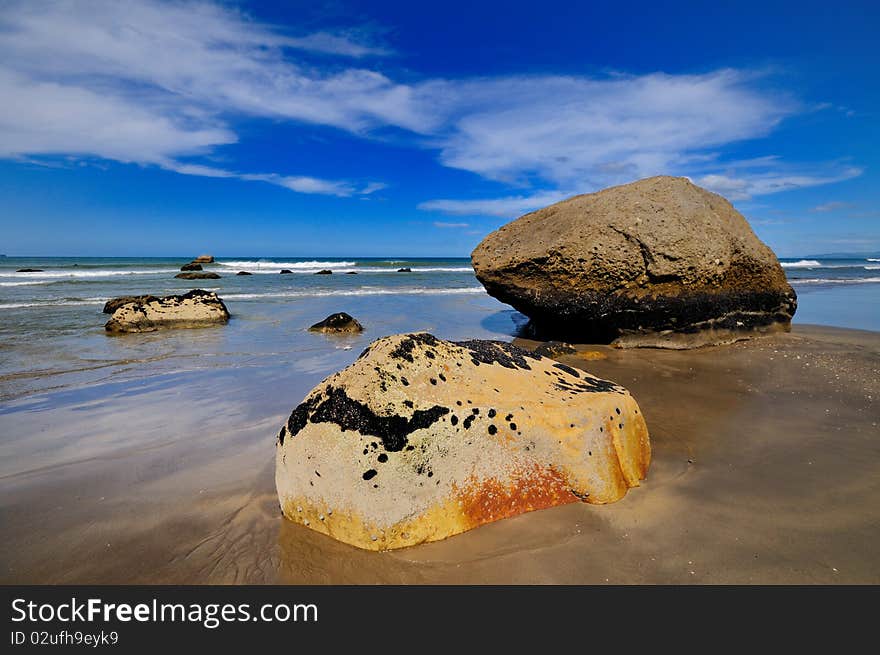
[0,0,877,257]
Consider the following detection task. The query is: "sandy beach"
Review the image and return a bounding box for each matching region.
[2,323,877,584]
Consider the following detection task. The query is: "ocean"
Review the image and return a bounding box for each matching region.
[0,255,878,401]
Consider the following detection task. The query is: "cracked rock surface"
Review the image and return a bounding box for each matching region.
[275,332,650,550]
[471,176,797,348]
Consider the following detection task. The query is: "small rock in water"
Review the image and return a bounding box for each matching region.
[397,267,412,272]
[236,271,253,276]
[16,268,43,272]
[180,263,203,271]
[280,269,293,274]
[309,312,363,333]
[315,269,333,275]
[175,272,221,279]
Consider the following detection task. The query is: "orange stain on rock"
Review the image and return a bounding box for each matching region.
[455,465,578,528]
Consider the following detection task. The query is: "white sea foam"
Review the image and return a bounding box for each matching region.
[0,299,105,309]
[217,260,356,271]
[222,287,486,300]
[0,268,175,279]
[867,258,880,262]
[791,277,880,285]
[0,280,51,287]
[216,261,471,273]
[781,260,822,268]
[864,266,880,270]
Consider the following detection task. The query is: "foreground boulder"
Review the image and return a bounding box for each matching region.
[309,312,364,333]
[175,272,220,279]
[472,176,797,348]
[105,290,230,333]
[180,263,203,271]
[276,333,650,550]
[103,295,157,314]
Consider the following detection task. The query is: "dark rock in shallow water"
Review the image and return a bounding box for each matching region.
[16,268,43,272]
[532,341,577,359]
[346,271,358,275]
[471,176,797,349]
[236,271,252,276]
[103,295,158,314]
[276,332,650,550]
[175,272,221,279]
[180,263,203,271]
[309,312,363,333]
[315,269,333,275]
[105,289,229,333]
[280,269,293,274]
[397,267,412,273]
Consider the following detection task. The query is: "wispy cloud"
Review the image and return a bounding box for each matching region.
[0,0,403,193]
[696,167,862,201]
[0,0,863,209]
[432,221,470,228]
[420,191,572,218]
[810,201,856,212]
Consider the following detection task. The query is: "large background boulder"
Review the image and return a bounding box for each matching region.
[105,289,229,333]
[276,333,650,550]
[471,176,797,348]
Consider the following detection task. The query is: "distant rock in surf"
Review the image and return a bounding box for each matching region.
[16,268,43,272]
[104,289,229,334]
[180,263,203,271]
[276,332,650,550]
[346,271,358,274]
[236,271,253,276]
[280,269,293,274]
[309,312,364,334]
[472,176,797,349]
[192,254,214,263]
[103,295,158,314]
[175,272,221,279]
[314,269,333,275]
[397,267,412,272]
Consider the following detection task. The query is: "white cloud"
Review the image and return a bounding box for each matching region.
[0,0,407,192]
[696,167,862,201]
[810,201,855,212]
[419,191,571,218]
[416,70,795,187]
[432,221,470,228]
[0,0,862,208]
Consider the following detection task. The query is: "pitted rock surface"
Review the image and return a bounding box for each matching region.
[276,332,650,550]
[104,289,230,333]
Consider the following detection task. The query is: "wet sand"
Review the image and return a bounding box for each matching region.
[1,324,878,584]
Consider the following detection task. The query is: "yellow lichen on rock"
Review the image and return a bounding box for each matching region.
[275,333,650,550]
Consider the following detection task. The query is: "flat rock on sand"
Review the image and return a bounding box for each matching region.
[276,333,650,550]
[472,176,797,348]
[104,289,230,333]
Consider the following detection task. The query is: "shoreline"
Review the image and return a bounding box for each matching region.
[2,323,878,584]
